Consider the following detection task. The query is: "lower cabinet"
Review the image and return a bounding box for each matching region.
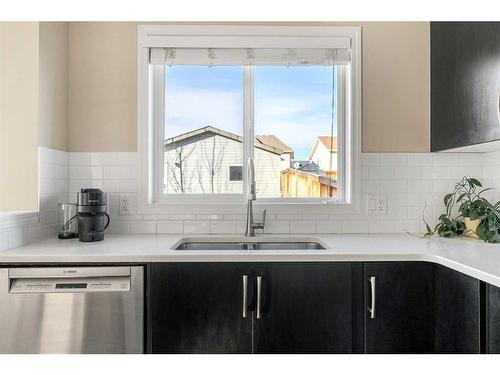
[487,283,500,353]
[149,263,253,353]
[149,262,360,354]
[364,262,434,353]
[434,264,481,353]
[148,261,498,354]
[252,262,360,353]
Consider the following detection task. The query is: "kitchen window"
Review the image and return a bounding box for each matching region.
[138,26,361,212]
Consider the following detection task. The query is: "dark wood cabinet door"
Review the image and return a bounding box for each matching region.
[149,263,252,353]
[431,22,500,151]
[434,264,481,353]
[487,283,500,353]
[252,262,356,354]
[365,262,434,353]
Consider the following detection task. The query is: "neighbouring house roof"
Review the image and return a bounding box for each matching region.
[307,136,337,160]
[255,135,294,158]
[292,160,323,175]
[165,126,293,156]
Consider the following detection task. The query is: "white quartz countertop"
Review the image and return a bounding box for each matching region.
[2,233,500,287]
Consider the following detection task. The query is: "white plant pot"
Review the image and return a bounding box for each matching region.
[464,217,480,239]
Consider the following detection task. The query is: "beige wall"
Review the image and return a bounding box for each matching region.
[39,22,68,151]
[68,22,137,151]
[356,22,430,152]
[67,22,430,153]
[0,22,39,211]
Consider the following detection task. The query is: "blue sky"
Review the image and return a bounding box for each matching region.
[165,65,337,160]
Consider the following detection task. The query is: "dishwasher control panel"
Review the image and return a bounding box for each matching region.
[9,276,130,294]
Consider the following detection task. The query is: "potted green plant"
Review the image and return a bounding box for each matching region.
[423,177,500,243]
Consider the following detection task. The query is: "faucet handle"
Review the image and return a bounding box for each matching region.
[261,209,267,228]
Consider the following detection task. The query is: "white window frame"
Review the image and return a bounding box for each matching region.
[138,25,361,214]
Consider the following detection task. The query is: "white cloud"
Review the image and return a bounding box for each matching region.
[165,88,243,137]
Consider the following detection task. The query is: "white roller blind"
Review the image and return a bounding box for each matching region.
[149,47,350,66]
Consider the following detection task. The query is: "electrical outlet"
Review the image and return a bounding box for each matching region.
[366,194,387,215]
[119,194,131,215]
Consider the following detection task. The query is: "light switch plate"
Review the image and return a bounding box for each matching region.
[366,194,387,215]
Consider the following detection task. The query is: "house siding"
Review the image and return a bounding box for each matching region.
[164,133,289,196]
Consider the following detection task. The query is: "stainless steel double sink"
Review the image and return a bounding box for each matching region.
[173,237,327,251]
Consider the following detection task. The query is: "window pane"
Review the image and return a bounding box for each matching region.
[163,66,244,194]
[254,66,338,198]
[229,165,243,181]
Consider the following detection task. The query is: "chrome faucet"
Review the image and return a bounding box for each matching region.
[245,157,266,237]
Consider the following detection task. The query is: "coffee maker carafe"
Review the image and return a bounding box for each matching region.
[77,188,110,242]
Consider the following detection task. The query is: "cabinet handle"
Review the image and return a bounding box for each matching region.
[256,276,262,319]
[368,276,376,319]
[242,274,248,318]
[497,88,500,126]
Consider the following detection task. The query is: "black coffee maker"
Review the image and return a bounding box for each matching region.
[77,188,110,242]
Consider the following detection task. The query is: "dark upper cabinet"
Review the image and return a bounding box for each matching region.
[434,264,481,353]
[252,262,362,354]
[431,22,500,151]
[364,262,434,353]
[149,262,253,353]
[487,283,500,353]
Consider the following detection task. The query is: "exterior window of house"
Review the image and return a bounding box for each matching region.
[228,165,243,182]
[138,26,361,209]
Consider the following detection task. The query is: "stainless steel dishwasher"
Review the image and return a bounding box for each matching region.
[0,266,144,354]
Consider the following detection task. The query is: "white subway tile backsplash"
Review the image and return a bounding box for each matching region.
[170,214,197,221]
[198,214,224,221]
[421,166,449,179]
[264,220,290,234]
[5,149,497,248]
[107,220,131,234]
[395,166,421,180]
[290,220,316,234]
[369,166,396,180]
[395,220,421,234]
[57,150,500,237]
[380,180,407,193]
[432,179,456,193]
[90,152,137,166]
[361,153,381,166]
[316,220,342,233]
[69,152,91,166]
[407,180,433,193]
[104,166,137,180]
[75,166,104,180]
[210,220,237,234]
[381,153,408,166]
[407,153,433,166]
[158,221,183,234]
[369,221,395,233]
[432,153,462,166]
[343,221,369,233]
[183,221,210,234]
[459,153,483,167]
[130,221,157,234]
[395,193,422,207]
[117,180,137,193]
